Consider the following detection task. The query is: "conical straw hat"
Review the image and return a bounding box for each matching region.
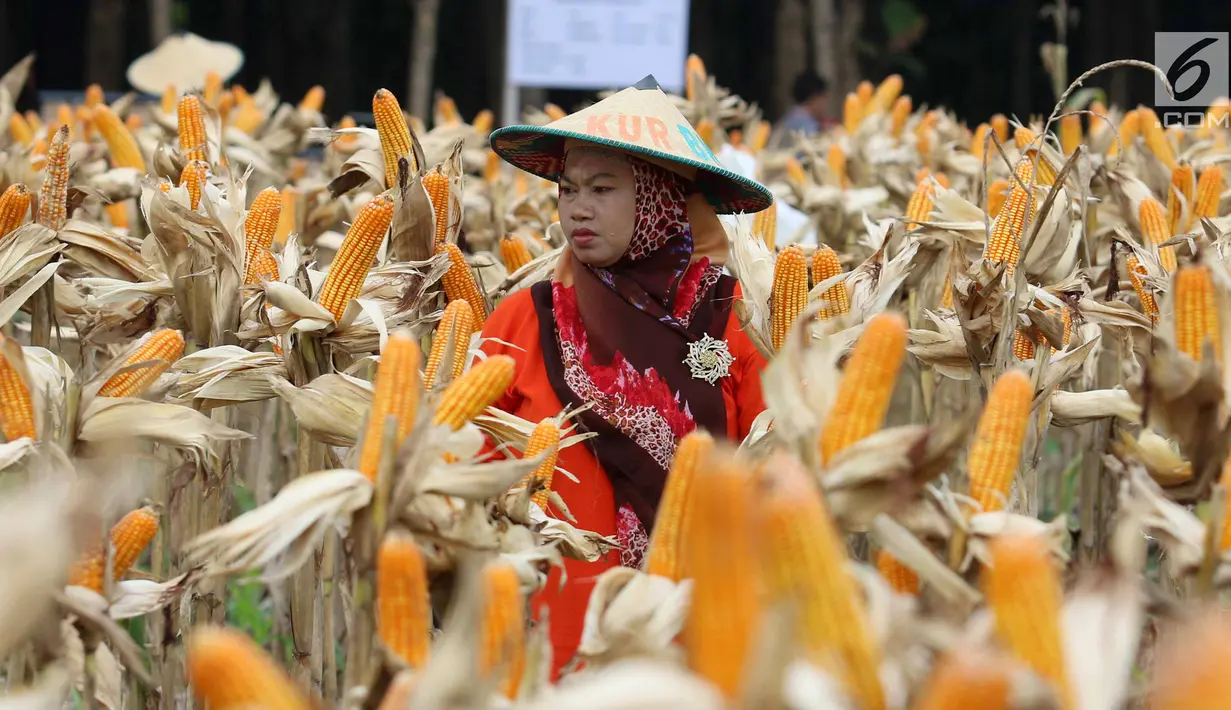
[490,75,773,215]
[126,33,244,96]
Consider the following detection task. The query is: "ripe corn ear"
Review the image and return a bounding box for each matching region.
[97,329,185,398]
[177,95,208,163]
[987,178,1009,218]
[376,530,431,667]
[180,160,208,210]
[423,167,451,247]
[431,354,516,430]
[500,234,532,273]
[1138,107,1177,170]
[1195,165,1224,220]
[373,89,415,188]
[67,507,159,593]
[890,96,912,139]
[1059,114,1082,154]
[1173,263,1222,365]
[1126,256,1159,325]
[85,84,104,107]
[187,627,310,710]
[990,114,1009,143]
[983,185,1034,271]
[967,370,1033,513]
[357,331,422,482]
[273,188,299,249]
[914,651,1013,710]
[439,243,489,327]
[242,188,282,283]
[811,245,849,319]
[8,113,33,145]
[423,299,476,390]
[645,430,713,581]
[1168,164,1195,234]
[1108,110,1140,157]
[827,143,849,189]
[92,105,146,171]
[819,313,908,464]
[0,339,35,442]
[753,201,777,249]
[0,183,31,237]
[472,109,493,134]
[1139,197,1176,273]
[37,126,70,231]
[299,85,325,113]
[971,122,990,162]
[317,194,396,320]
[868,74,903,114]
[771,245,808,350]
[522,419,561,509]
[843,93,862,134]
[478,561,526,700]
[876,549,919,595]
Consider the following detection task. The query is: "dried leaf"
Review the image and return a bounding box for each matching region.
[577,568,691,666]
[268,373,372,446]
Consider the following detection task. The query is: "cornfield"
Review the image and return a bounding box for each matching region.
[1,44,1230,710]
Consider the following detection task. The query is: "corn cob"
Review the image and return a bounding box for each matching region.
[376,530,431,667]
[1150,613,1231,710]
[785,157,808,187]
[84,83,104,107]
[434,94,461,125]
[971,123,990,162]
[760,456,885,709]
[299,85,325,112]
[37,126,70,231]
[983,185,1034,271]
[317,194,396,320]
[248,250,279,283]
[78,106,97,142]
[753,201,777,250]
[177,95,208,163]
[1059,114,1082,154]
[187,627,310,710]
[357,331,421,482]
[1139,197,1176,273]
[941,272,954,309]
[917,130,932,167]
[180,160,208,210]
[868,74,903,115]
[424,167,451,247]
[967,370,1033,513]
[645,430,713,581]
[843,93,862,134]
[771,245,808,350]
[684,453,761,698]
[1195,165,1224,220]
[472,109,494,134]
[53,104,73,141]
[373,89,415,188]
[543,103,567,121]
[521,419,561,509]
[216,90,235,126]
[423,299,476,390]
[29,138,48,171]
[1174,263,1222,365]
[202,71,222,106]
[67,507,159,593]
[0,339,35,443]
[811,245,849,319]
[1108,110,1140,156]
[1013,329,1036,360]
[827,143,849,189]
[876,549,919,595]
[987,177,1009,218]
[242,188,282,283]
[92,105,146,171]
[231,101,263,134]
[819,313,908,464]
[990,114,1009,143]
[905,179,935,230]
[685,54,706,102]
[983,533,1073,710]
[1200,98,1230,136]
[231,84,251,104]
[335,115,359,148]
[274,188,299,249]
[479,560,526,699]
[97,329,185,398]
[439,243,490,327]
[0,183,31,237]
[499,234,532,273]
[484,151,502,183]
[749,122,771,153]
[1126,256,1159,325]
[431,354,516,430]
[1168,164,1195,234]
[1137,107,1176,170]
[24,110,41,135]
[856,79,873,105]
[104,202,129,230]
[914,651,1013,710]
[695,119,715,149]
[160,84,176,114]
[1014,126,1037,150]
[9,113,33,145]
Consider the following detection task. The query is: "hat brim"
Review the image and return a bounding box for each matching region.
[490,124,774,215]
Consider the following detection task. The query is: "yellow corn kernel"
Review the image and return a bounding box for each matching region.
[1014,126,1037,150]
[827,143,849,189]
[317,194,396,320]
[990,114,1009,143]
[373,89,415,188]
[357,331,422,482]
[819,313,908,464]
[104,201,129,230]
[299,85,325,113]
[523,419,561,509]
[1139,197,1176,273]
[97,329,185,398]
[971,122,990,162]
[1174,263,1222,365]
[917,130,933,167]
[1137,107,1177,170]
[217,91,235,126]
[1195,165,1224,220]
[1126,256,1159,325]
[868,74,903,115]
[423,167,451,247]
[431,354,516,431]
[483,150,502,183]
[0,338,35,442]
[438,243,489,328]
[1168,164,1195,234]
[479,560,525,700]
[273,188,299,250]
[230,101,263,134]
[905,180,935,230]
[876,549,919,595]
[941,272,954,309]
[0,183,32,237]
[785,157,809,187]
[914,651,1014,710]
[811,245,849,319]
[67,507,159,593]
[967,370,1033,513]
[891,95,910,139]
[983,186,1034,271]
[37,125,71,231]
[543,103,567,121]
[29,138,48,171]
[203,71,222,106]
[187,627,310,710]
[771,245,808,350]
[434,94,460,125]
[645,430,713,582]
[856,80,873,106]
[1109,110,1140,157]
[1016,147,1057,187]
[376,530,431,668]
[987,177,1010,218]
[177,95,208,163]
[753,202,777,250]
[749,122,771,153]
[843,93,862,134]
[24,110,41,135]
[1059,114,1082,154]
[180,159,208,210]
[684,452,761,698]
[248,250,279,283]
[335,115,359,147]
[760,454,885,709]
[423,300,476,390]
[983,533,1073,710]
[685,54,706,103]
[472,109,493,134]
[499,234,532,273]
[1150,612,1231,710]
[53,104,74,142]
[160,84,176,114]
[8,113,33,145]
[242,188,282,284]
[92,105,146,171]
[1012,328,1036,361]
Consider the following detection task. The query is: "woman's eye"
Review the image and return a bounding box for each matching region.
[593,186,612,194]
[559,186,575,196]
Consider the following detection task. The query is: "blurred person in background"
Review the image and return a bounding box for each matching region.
[775,70,836,142]
[483,76,773,676]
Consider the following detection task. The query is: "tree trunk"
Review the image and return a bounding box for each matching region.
[148,0,172,47]
[837,0,864,105]
[408,0,442,123]
[811,0,839,115]
[86,0,125,88]
[773,0,809,119]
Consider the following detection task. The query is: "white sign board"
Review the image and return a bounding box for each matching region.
[506,0,691,91]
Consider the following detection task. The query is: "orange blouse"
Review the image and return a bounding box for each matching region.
[477,282,767,675]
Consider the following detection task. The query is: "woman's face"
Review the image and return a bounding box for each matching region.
[558,147,637,267]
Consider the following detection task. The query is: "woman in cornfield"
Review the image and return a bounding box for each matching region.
[480,76,775,672]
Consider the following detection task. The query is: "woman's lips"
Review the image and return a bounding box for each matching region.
[571,229,596,246]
